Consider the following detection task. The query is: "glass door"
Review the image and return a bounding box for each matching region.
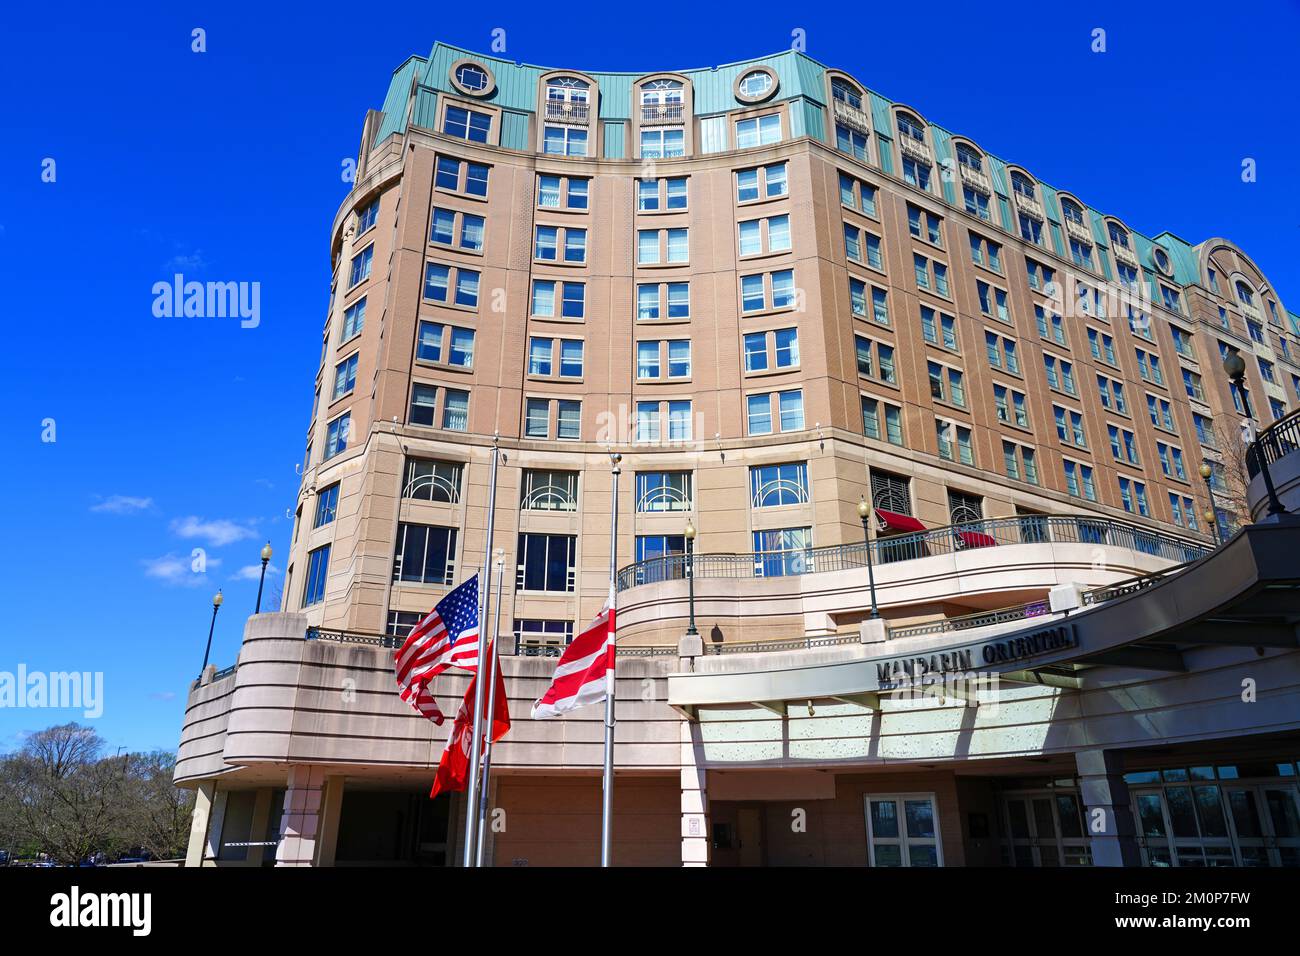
[865,794,943,866]
[1002,791,1091,866]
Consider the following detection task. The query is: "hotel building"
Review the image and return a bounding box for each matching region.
[175,43,1300,868]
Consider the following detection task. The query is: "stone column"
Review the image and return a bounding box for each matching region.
[681,720,710,867]
[275,765,326,867]
[245,788,273,866]
[1076,749,1142,867]
[184,780,217,868]
[314,776,345,867]
[203,788,230,866]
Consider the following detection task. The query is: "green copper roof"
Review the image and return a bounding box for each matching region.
[368,42,1267,299]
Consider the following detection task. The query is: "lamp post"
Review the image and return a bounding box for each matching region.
[857,496,880,619]
[255,542,273,613]
[1223,351,1287,518]
[200,590,223,676]
[1199,462,1220,546]
[684,519,698,637]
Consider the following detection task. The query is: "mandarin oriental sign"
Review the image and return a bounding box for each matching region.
[875,623,1078,688]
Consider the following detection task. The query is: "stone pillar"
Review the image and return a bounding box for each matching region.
[184,780,217,868]
[681,720,710,867]
[246,788,273,866]
[313,776,345,867]
[1076,749,1142,867]
[203,788,230,866]
[275,765,326,867]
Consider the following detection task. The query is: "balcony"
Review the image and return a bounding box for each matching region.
[1112,243,1138,267]
[1063,217,1093,245]
[1246,407,1300,519]
[1014,194,1044,221]
[640,103,685,125]
[1241,301,1264,323]
[616,515,1209,592]
[831,96,871,133]
[898,135,932,164]
[957,163,991,195]
[544,101,590,124]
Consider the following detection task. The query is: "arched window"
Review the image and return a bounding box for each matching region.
[896,111,925,141]
[955,143,982,172]
[641,79,683,105]
[831,77,863,110]
[1011,171,1036,199]
[1061,197,1085,225]
[1236,280,1255,307]
[546,76,589,103]
[1107,222,1130,249]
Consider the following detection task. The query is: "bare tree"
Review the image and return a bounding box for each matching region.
[122,751,194,859]
[1208,419,1254,532]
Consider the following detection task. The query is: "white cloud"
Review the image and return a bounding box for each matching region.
[170,516,258,547]
[90,494,154,514]
[142,553,221,587]
[165,250,207,271]
[150,691,177,702]
[231,562,281,581]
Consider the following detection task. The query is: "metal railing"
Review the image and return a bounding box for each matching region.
[543,101,590,123]
[887,601,1051,641]
[304,625,675,659]
[615,516,1211,592]
[704,634,861,655]
[640,103,685,124]
[211,664,237,681]
[1246,407,1300,479]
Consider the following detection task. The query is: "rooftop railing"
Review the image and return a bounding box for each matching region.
[615,515,1211,593]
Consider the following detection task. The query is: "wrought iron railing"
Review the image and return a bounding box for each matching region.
[887,601,1051,641]
[303,626,675,659]
[1246,407,1300,479]
[211,664,238,681]
[615,516,1211,592]
[704,634,861,655]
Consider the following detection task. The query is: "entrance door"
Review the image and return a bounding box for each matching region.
[1134,782,1299,866]
[1002,791,1091,866]
[1225,785,1300,867]
[737,808,763,867]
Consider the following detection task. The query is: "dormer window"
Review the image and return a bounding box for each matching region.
[641,79,683,105]
[1107,222,1130,249]
[897,112,925,141]
[1011,172,1036,200]
[831,77,863,110]
[1236,281,1255,307]
[546,76,589,103]
[1061,199,1085,225]
[956,144,982,172]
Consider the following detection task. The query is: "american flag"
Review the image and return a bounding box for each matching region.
[394,574,482,722]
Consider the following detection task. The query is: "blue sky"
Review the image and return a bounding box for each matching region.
[2,1,1298,753]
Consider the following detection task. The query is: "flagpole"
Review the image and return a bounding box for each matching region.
[475,551,505,866]
[601,452,621,867]
[462,433,500,867]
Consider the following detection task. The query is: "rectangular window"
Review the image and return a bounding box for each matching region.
[332,353,358,400]
[444,106,491,143]
[341,297,366,342]
[302,545,330,607]
[348,245,373,287]
[325,411,351,458]
[393,523,458,585]
[750,462,809,507]
[517,533,576,592]
[543,124,588,156]
[636,472,692,513]
[403,458,463,503]
[861,396,903,445]
[735,114,781,149]
[520,469,579,512]
[442,389,468,431]
[313,484,339,528]
[356,199,378,234]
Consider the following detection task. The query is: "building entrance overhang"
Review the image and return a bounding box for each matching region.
[667,522,1300,718]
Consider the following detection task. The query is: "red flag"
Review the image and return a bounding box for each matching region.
[530,603,614,719]
[429,644,510,799]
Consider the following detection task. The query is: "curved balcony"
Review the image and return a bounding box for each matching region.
[1247,408,1300,519]
[614,516,1211,647]
[616,516,1209,591]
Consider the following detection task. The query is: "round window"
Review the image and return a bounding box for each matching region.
[734,67,778,103]
[450,61,495,96]
[1151,246,1173,276]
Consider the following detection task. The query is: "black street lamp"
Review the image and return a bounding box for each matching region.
[1199,462,1221,546]
[857,496,880,619]
[199,590,223,676]
[255,541,273,613]
[1223,351,1288,518]
[684,519,698,637]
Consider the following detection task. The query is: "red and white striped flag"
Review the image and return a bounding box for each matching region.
[430,647,512,799]
[395,574,482,724]
[530,601,615,719]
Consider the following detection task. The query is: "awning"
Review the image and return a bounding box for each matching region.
[957,529,998,549]
[874,509,925,533]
